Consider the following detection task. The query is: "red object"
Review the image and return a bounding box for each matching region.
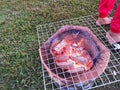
[98,0,120,33]
[98,0,116,18]
[111,3,120,33]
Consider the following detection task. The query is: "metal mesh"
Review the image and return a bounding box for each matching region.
[37,15,120,90]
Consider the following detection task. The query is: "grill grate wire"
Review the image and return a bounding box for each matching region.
[37,15,120,90]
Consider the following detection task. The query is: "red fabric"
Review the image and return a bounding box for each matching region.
[98,0,116,18]
[98,0,120,33]
[110,3,120,33]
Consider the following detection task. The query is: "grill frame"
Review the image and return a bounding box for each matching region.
[37,15,120,90]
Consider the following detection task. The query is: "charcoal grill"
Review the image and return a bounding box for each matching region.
[37,15,120,90]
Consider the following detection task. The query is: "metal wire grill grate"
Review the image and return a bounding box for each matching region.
[37,15,120,90]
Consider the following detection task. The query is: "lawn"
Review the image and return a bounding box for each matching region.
[0,0,120,90]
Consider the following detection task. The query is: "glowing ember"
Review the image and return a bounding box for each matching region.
[51,35,93,73]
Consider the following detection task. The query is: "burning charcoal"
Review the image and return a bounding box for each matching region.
[71,43,83,50]
[65,45,72,54]
[70,54,88,65]
[75,47,83,52]
[55,55,69,62]
[56,61,74,70]
[67,67,85,73]
[53,40,67,53]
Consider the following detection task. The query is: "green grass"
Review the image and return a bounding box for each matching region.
[0,0,120,90]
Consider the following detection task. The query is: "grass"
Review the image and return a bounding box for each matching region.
[0,0,120,90]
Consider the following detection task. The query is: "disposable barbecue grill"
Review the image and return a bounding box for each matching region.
[37,15,120,90]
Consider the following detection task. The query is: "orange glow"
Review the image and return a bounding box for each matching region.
[52,38,93,72]
[68,59,80,68]
[77,38,84,46]
[68,59,92,71]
